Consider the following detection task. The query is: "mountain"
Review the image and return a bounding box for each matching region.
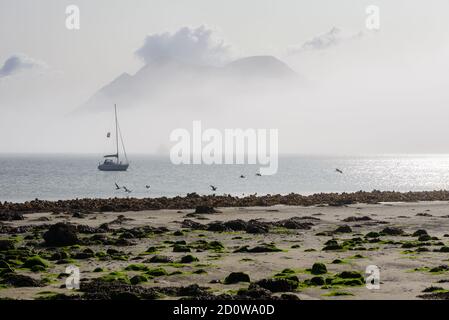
[80,56,300,112]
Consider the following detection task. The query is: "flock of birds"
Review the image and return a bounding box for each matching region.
[114,182,150,194]
[113,168,344,194]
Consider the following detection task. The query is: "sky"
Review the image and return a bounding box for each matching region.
[1,0,449,154]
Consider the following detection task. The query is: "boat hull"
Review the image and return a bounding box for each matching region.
[98,163,129,171]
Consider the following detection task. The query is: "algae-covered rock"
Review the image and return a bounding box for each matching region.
[224,272,250,284]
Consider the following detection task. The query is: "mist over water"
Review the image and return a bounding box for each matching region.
[1,154,449,203]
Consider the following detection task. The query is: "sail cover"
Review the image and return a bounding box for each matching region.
[104,153,118,158]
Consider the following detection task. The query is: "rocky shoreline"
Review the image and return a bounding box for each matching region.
[1,199,449,300]
[2,190,449,216]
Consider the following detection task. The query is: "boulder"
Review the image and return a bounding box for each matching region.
[255,278,298,292]
[311,262,327,275]
[0,239,15,251]
[224,272,251,284]
[43,223,80,247]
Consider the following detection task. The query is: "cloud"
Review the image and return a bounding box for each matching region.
[287,27,363,54]
[0,54,46,78]
[135,25,232,66]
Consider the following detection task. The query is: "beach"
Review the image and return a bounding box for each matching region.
[1,197,449,300]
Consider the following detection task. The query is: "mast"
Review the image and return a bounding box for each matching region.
[115,104,119,163]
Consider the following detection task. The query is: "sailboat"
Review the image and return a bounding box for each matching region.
[98,104,129,171]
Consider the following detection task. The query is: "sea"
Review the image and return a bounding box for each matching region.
[1,154,449,203]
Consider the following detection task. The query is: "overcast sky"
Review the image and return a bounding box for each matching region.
[1,0,449,154]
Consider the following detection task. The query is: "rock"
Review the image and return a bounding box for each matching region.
[148,255,173,263]
[195,206,220,214]
[328,199,355,207]
[280,293,300,300]
[181,219,206,230]
[311,262,327,275]
[180,255,199,263]
[146,268,168,277]
[323,240,343,251]
[43,223,80,247]
[418,291,449,300]
[332,259,344,264]
[274,217,313,230]
[422,286,444,293]
[334,225,352,233]
[207,222,232,232]
[429,265,449,273]
[255,278,298,292]
[72,212,86,218]
[0,260,14,275]
[416,213,432,217]
[365,232,380,238]
[234,244,282,253]
[413,229,428,237]
[80,279,160,300]
[418,235,432,242]
[22,256,49,269]
[381,227,404,236]
[224,220,248,231]
[0,239,15,251]
[74,251,94,260]
[145,246,157,253]
[31,265,46,272]
[343,216,372,222]
[224,272,251,284]
[237,284,273,299]
[337,271,364,279]
[173,244,191,253]
[49,251,69,261]
[245,221,269,234]
[130,275,148,285]
[0,212,24,221]
[309,276,325,286]
[2,273,43,287]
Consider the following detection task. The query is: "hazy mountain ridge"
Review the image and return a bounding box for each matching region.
[81,56,300,112]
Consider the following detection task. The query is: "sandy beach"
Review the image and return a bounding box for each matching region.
[1,199,449,300]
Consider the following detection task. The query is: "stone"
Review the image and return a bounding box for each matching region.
[43,223,80,247]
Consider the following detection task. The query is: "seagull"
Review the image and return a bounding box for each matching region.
[114,183,121,190]
[335,168,343,174]
[210,185,217,191]
[145,185,151,189]
[123,186,132,193]
[240,175,246,178]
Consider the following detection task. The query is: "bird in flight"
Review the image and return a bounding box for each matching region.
[256,173,262,176]
[335,168,343,174]
[123,186,132,193]
[240,175,246,178]
[210,185,217,191]
[145,185,151,189]
[115,182,121,190]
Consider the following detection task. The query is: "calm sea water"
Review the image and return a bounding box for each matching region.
[1,154,449,203]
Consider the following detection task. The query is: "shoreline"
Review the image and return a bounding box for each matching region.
[2,190,449,215]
